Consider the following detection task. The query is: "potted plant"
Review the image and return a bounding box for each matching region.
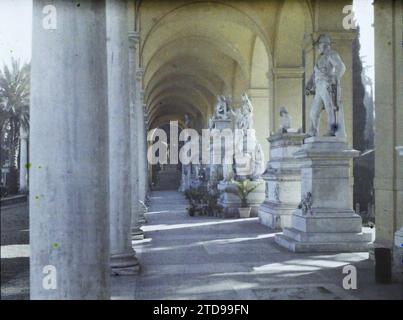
[230,179,261,218]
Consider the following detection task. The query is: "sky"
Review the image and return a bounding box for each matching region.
[353,0,375,84]
[0,0,374,81]
[0,0,32,67]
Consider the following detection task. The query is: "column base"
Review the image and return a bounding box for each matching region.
[111,251,140,275]
[132,227,144,240]
[138,212,147,224]
[139,201,148,224]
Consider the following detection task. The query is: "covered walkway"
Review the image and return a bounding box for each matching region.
[111,191,402,300]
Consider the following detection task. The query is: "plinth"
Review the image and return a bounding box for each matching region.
[259,132,306,229]
[275,137,372,252]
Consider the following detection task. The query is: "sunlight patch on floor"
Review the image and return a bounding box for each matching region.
[142,217,260,232]
[1,244,30,258]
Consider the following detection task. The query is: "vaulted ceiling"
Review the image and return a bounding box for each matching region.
[139,0,314,131]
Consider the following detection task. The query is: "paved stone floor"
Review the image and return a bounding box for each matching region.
[1,191,402,299]
[112,191,402,300]
[1,202,29,299]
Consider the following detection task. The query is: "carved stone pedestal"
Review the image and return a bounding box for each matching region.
[259,132,306,229]
[218,180,265,218]
[275,137,372,252]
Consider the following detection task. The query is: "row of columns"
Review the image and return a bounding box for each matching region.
[129,31,145,241]
[29,0,148,299]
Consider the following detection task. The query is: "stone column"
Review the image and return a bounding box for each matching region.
[136,71,147,222]
[19,126,28,193]
[143,103,150,197]
[144,106,151,205]
[373,0,403,247]
[128,31,144,240]
[106,0,139,274]
[30,0,109,299]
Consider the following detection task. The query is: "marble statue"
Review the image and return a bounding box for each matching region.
[231,93,265,180]
[279,107,291,133]
[231,93,253,132]
[251,142,265,180]
[214,95,230,120]
[208,117,214,130]
[231,107,243,130]
[240,93,254,130]
[184,113,190,128]
[305,34,346,138]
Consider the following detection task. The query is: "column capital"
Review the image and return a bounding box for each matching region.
[136,68,144,80]
[248,88,269,99]
[131,31,140,44]
[272,67,305,78]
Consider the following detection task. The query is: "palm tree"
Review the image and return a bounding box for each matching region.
[0,58,30,193]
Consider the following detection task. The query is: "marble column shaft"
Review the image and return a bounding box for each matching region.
[30,0,109,299]
[106,0,139,273]
[19,126,28,193]
[136,70,147,221]
[129,31,144,240]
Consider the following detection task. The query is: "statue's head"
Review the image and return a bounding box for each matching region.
[280,106,288,116]
[316,34,331,55]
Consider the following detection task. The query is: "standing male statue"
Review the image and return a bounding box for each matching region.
[305,34,346,138]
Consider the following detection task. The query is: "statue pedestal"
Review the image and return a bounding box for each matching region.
[275,137,372,252]
[213,119,232,130]
[259,132,306,230]
[218,180,265,218]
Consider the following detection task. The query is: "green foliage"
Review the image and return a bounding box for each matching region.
[228,179,262,208]
[184,187,221,217]
[0,58,30,169]
[0,58,30,130]
[0,186,8,198]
